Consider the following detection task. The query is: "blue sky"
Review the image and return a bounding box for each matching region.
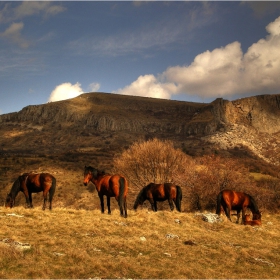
[1,1,280,114]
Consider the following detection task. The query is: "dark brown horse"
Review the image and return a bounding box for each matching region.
[216,189,261,224]
[83,166,128,218]
[244,214,262,226]
[5,173,56,210]
[133,183,182,212]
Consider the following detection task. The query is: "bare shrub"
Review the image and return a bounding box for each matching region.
[255,179,280,212]
[113,138,194,189]
[186,155,256,211]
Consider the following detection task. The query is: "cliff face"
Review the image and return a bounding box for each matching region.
[0,92,280,165]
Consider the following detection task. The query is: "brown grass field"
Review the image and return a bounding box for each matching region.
[0,151,280,279]
[0,206,279,279]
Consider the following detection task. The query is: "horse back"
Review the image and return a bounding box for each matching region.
[97,175,113,195]
[147,183,176,200]
[24,173,54,192]
[109,175,128,197]
[221,190,250,209]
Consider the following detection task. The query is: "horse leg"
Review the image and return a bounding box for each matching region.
[241,208,246,224]
[42,191,48,211]
[236,210,241,224]
[115,195,124,217]
[107,196,111,215]
[28,192,33,208]
[148,198,156,211]
[168,199,175,211]
[99,194,105,214]
[124,198,128,218]
[119,199,124,217]
[49,189,53,210]
[23,190,31,208]
[225,207,232,222]
[154,200,158,212]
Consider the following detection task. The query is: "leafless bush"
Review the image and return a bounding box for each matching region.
[113,138,194,190]
[188,155,256,211]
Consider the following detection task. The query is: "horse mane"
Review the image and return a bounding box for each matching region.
[86,166,107,177]
[248,194,260,213]
[134,186,147,208]
[8,177,21,198]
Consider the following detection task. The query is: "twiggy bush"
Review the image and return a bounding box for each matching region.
[188,155,256,211]
[113,138,194,189]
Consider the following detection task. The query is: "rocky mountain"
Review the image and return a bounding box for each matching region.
[1,92,280,168]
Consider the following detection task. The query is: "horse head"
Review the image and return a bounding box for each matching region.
[5,193,15,208]
[252,211,262,221]
[83,166,99,186]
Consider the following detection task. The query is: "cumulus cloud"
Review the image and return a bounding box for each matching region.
[114,74,177,99]
[48,82,84,102]
[116,16,280,100]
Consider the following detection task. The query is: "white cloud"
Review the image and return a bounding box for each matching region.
[48,82,84,102]
[0,22,30,48]
[0,2,66,23]
[164,41,243,97]
[115,16,280,100]
[88,83,101,92]
[115,74,177,99]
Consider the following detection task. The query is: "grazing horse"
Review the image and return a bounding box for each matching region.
[83,166,128,218]
[244,214,262,226]
[216,189,261,224]
[5,173,56,210]
[133,183,182,212]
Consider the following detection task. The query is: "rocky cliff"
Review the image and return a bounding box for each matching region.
[0,92,280,166]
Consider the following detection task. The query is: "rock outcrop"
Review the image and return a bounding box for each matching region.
[0,92,280,165]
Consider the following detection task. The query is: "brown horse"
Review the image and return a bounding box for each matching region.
[83,166,128,218]
[133,183,182,212]
[5,173,56,210]
[244,214,262,226]
[216,189,261,224]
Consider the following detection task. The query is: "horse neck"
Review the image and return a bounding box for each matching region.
[135,188,146,205]
[90,175,104,190]
[9,178,21,198]
[249,196,259,213]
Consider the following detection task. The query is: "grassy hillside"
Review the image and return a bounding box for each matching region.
[1,207,279,279]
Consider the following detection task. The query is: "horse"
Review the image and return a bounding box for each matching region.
[5,173,56,210]
[133,183,182,212]
[244,214,262,226]
[216,189,261,224]
[83,166,128,218]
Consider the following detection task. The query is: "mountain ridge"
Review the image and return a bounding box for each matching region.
[0,92,280,168]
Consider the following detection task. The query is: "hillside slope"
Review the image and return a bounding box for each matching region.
[0,92,280,166]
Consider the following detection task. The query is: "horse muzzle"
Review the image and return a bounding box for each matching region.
[83,182,88,186]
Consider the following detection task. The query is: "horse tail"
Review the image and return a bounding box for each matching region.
[175,185,182,212]
[118,177,127,217]
[216,191,223,215]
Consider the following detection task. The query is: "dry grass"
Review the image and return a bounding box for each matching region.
[0,206,279,279]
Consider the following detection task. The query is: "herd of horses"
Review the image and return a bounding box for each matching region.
[5,166,262,225]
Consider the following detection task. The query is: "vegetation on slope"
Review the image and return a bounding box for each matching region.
[1,207,280,279]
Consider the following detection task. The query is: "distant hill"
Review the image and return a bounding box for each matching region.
[1,92,280,209]
[0,92,280,167]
